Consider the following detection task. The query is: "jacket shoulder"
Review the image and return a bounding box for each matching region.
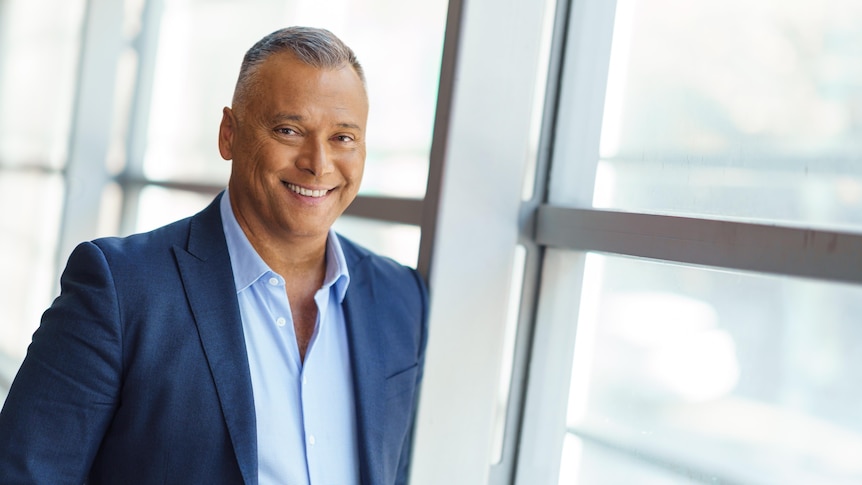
[88,194,222,262]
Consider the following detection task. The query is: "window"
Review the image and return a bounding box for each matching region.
[0,0,84,392]
[558,252,862,484]
[129,0,447,251]
[517,0,862,483]
[1,0,448,403]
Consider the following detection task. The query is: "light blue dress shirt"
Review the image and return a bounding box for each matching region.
[220,190,360,485]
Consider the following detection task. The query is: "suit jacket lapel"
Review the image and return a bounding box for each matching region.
[343,250,387,485]
[173,194,258,485]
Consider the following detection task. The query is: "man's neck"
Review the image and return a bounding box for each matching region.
[246,229,328,283]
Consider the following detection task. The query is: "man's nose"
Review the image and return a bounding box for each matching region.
[296,138,334,176]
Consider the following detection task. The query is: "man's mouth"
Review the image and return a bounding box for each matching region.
[285,182,330,198]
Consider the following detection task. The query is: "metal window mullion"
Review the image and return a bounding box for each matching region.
[415,0,465,282]
[56,0,125,268]
[344,196,423,226]
[114,168,425,227]
[409,0,557,482]
[489,0,575,481]
[117,0,165,236]
[514,0,620,483]
[536,205,862,285]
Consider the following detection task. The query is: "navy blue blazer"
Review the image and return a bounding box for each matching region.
[0,193,428,485]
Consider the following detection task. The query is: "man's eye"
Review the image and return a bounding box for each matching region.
[277,128,297,135]
[335,135,354,142]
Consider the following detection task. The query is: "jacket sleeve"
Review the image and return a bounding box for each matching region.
[0,241,123,484]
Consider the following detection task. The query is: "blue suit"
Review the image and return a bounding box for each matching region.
[0,193,428,485]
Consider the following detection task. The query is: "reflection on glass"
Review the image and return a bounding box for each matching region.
[590,0,862,230]
[0,0,85,169]
[332,215,419,269]
[0,173,64,364]
[560,252,862,484]
[144,0,446,199]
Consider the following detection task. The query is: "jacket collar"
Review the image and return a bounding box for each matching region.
[341,240,388,485]
[174,193,259,485]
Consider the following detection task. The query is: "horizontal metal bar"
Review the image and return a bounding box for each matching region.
[122,178,224,195]
[536,205,862,284]
[605,153,862,174]
[344,195,424,226]
[0,164,62,175]
[116,175,423,226]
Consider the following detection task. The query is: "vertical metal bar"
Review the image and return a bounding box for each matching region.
[416,0,465,282]
[118,0,165,236]
[410,0,556,482]
[56,0,124,268]
[490,0,575,481]
[514,0,620,482]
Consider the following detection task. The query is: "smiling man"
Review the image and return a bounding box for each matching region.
[0,27,428,485]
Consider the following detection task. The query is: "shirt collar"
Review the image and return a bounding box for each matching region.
[220,189,350,302]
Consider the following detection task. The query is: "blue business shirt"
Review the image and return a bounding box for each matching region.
[220,190,360,485]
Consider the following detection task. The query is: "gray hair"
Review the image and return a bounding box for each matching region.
[232,26,365,107]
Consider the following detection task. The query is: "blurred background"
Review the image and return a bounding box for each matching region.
[2,0,862,484]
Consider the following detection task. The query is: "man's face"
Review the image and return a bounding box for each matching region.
[219,52,368,243]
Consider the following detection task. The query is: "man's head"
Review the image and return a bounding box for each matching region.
[219,27,369,246]
[232,27,366,110]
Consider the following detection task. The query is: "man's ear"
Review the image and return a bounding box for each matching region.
[218,107,235,161]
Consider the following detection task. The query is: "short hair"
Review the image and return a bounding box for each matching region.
[232,26,366,107]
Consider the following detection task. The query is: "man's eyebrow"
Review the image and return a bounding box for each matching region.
[271,113,303,123]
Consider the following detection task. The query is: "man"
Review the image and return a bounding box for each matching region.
[0,27,428,485]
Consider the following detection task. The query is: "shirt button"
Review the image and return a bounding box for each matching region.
[308,435,316,446]
[276,317,286,327]
[268,277,279,286]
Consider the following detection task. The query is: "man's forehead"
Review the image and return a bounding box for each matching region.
[258,51,359,82]
[268,112,365,130]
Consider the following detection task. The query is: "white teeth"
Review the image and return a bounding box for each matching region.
[287,183,328,198]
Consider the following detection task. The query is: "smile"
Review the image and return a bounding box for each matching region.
[285,182,330,198]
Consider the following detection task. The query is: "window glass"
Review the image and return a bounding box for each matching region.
[0,0,83,404]
[143,0,447,199]
[134,187,419,268]
[134,186,420,269]
[559,433,703,485]
[134,185,215,234]
[0,173,64,366]
[568,0,862,230]
[332,215,420,268]
[559,251,862,484]
[0,0,84,170]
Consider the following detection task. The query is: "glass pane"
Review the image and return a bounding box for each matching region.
[135,189,419,268]
[559,434,702,485]
[0,0,85,170]
[0,172,64,402]
[143,0,446,199]
[134,185,215,234]
[332,215,420,268]
[560,251,862,484]
[563,0,862,231]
